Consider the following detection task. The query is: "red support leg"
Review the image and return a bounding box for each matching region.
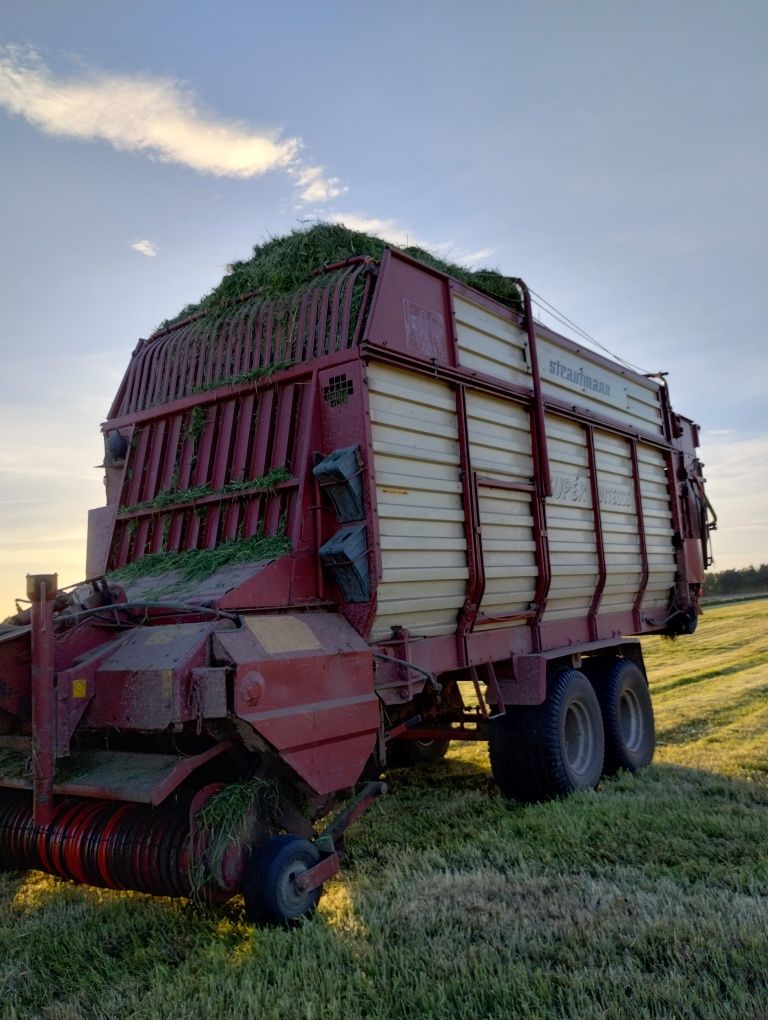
[27,573,57,827]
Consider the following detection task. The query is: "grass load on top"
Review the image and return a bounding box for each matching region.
[158,222,523,330]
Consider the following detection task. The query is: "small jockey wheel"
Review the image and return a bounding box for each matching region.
[243,834,322,925]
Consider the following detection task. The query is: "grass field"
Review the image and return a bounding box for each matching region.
[1,599,766,1019]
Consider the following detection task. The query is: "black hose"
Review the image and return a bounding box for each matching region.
[372,651,441,692]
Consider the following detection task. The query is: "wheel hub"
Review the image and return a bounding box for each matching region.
[618,687,643,752]
[278,860,313,913]
[563,699,595,777]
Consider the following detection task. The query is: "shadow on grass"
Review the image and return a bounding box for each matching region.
[652,652,767,694]
[657,681,768,746]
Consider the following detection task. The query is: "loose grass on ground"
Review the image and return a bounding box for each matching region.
[1,600,766,1019]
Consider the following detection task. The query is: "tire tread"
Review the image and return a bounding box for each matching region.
[490,668,604,802]
[592,659,655,774]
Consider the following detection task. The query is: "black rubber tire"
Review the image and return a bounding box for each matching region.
[243,834,321,925]
[489,668,605,803]
[591,659,655,774]
[387,738,450,768]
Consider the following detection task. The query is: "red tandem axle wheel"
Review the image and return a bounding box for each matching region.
[589,659,655,774]
[489,667,605,803]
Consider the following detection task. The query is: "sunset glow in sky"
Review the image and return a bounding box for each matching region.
[0,1,765,616]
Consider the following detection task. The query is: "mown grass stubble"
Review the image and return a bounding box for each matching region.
[1,600,766,1019]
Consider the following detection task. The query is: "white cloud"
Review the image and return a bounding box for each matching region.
[294,165,346,203]
[457,247,497,267]
[130,239,157,257]
[327,213,498,269]
[328,213,416,248]
[0,44,339,201]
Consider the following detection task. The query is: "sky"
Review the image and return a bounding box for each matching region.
[0,0,765,616]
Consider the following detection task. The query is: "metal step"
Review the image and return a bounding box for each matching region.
[0,743,232,805]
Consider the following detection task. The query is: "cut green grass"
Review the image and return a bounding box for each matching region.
[190,360,295,396]
[119,466,291,516]
[156,221,523,329]
[108,531,291,587]
[1,600,766,1019]
[190,780,282,900]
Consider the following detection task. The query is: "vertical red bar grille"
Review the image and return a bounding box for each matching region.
[107,382,302,570]
[108,263,374,418]
[103,262,379,572]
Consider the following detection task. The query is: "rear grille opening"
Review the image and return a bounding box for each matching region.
[322,374,353,407]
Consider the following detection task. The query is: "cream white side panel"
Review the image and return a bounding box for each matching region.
[454,294,532,389]
[543,416,599,622]
[367,361,675,643]
[537,337,664,436]
[637,444,677,613]
[368,363,468,640]
[544,424,675,623]
[593,430,642,614]
[465,392,536,629]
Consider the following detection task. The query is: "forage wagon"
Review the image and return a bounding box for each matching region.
[0,226,715,922]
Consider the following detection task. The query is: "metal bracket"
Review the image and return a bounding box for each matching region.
[295,781,386,894]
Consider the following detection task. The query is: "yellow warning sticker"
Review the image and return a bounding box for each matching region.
[146,630,174,645]
[72,678,88,699]
[244,615,322,655]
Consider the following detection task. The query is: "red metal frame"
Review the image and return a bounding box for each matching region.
[527,402,553,652]
[628,439,650,630]
[110,263,374,419]
[455,387,484,663]
[511,277,552,498]
[664,446,692,612]
[28,574,57,826]
[584,425,607,641]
